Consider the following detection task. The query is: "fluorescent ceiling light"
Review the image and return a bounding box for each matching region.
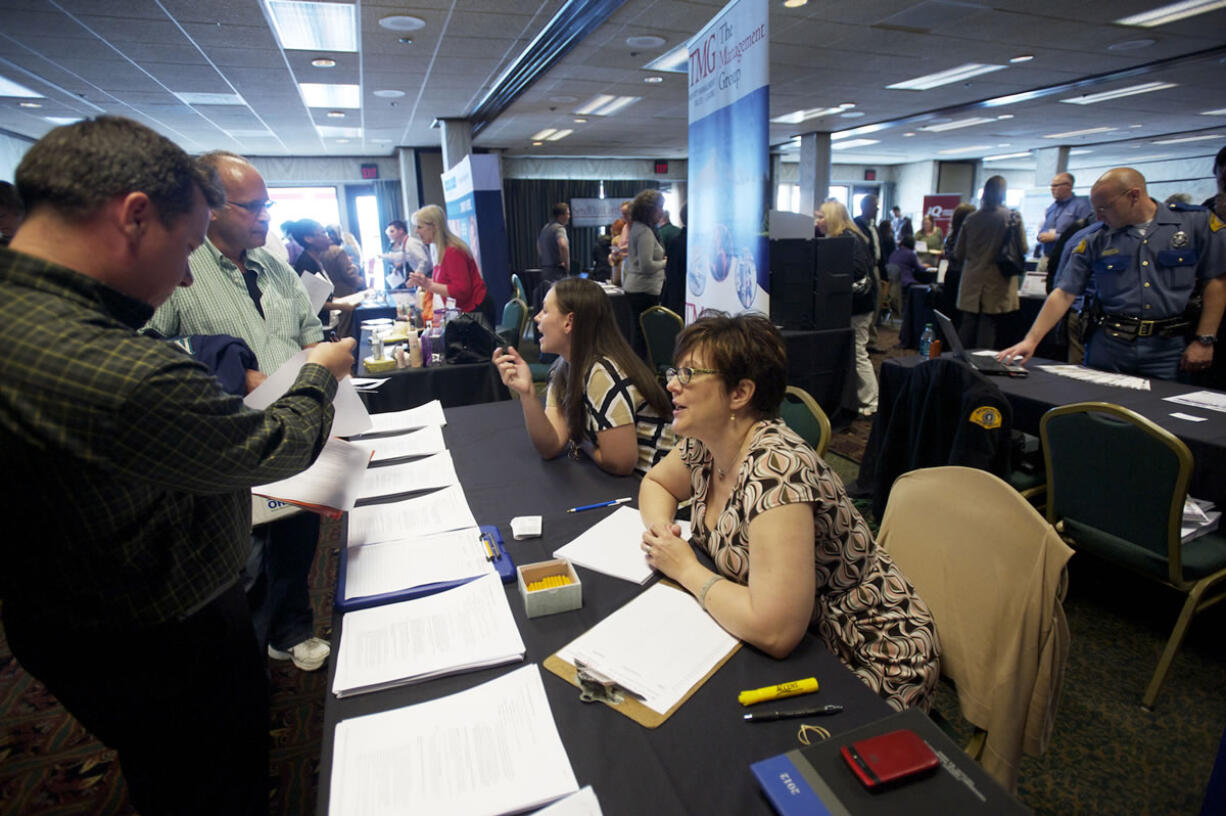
[1115,0,1226,27]
[770,104,852,125]
[1043,126,1117,139]
[316,125,362,138]
[1151,133,1222,144]
[938,145,997,155]
[545,129,573,141]
[1200,108,1226,115]
[531,128,557,140]
[19,101,41,108]
[299,83,360,108]
[1060,81,1177,105]
[267,1,357,51]
[1068,148,1094,155]
[831,139,879,150]
[921,117,996,132]
[0,77,43,98]
[575,95,640,116]
[644,45,688,74]
[984,151,1033,161]
[175,91,246,106]
[886,63,1006,91]
[1009,54,1034,63]
[44,116,82,125]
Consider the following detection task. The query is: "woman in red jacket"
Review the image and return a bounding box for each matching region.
[408,204,491,328]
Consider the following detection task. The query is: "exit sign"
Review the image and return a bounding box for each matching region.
[360,163,379,180]
[654,160,669,174]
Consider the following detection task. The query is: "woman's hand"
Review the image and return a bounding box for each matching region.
[408,271,431,290]
[493,345,533,397]
[642,522,697,580]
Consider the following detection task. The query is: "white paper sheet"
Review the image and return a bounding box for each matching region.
[351,425,447,463]
[1170,412,1208,422]
[343,527,495,600]
[1036,364,1151,391]
[332,573,525,697]
[356,400,447,436]
[299,270,333,315]
[535,787,603,816]
[354,452,459,500]
[251,437,372,513]
[552,505,653,584]
[329,664,579,816]
[1163,390,1226,414]
[243,348,372,436]
[347,484,478,546]
[557,583,738,716]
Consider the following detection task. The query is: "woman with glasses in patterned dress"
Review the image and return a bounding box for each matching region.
[638,312,940,711]
[492,277,673,477]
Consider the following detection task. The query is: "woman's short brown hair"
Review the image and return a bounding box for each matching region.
[674,311,786,418]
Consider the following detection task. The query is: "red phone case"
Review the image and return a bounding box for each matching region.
[840,728,940,790]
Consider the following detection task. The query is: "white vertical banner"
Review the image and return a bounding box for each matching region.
[685,0,769,322]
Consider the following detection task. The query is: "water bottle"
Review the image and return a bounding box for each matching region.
[420,319,434,366]
[919,324,935,359]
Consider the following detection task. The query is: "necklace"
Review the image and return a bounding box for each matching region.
[714,421,759,481]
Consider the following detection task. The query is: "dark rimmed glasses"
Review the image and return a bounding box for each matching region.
[229,199,276,215]
[665,366,720,385]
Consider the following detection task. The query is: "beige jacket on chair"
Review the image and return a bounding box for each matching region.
[877,466,1073,792]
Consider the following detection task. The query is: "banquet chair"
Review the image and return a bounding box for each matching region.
[496,297,529,350]
[779,385,831,459]
[878,466,1073,792]
[639,305,683,376]
[1041,401,1226,710]
[510,273,528,305]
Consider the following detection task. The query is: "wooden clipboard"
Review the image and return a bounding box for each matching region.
[542,581,741,728]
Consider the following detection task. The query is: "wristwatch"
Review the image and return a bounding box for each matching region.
[1195,335,1218,346]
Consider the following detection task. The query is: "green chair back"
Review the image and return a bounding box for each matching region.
[497,297,528,350]
[779,385,831,459]
[639,305,683,374]
[511,273,528,304]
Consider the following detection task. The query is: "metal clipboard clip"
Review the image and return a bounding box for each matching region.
[574,659,645,705]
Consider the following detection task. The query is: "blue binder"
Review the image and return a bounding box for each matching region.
[334,525,515,612]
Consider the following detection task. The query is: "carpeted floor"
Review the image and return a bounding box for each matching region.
[4,328,1224,815]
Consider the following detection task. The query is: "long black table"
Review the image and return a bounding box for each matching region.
[879,356,1226,508]
[318,400,892,815]
[355,332,510,412]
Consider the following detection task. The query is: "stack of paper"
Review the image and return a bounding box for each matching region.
[552,505,654,584]
[351,425,447,463]
[1182,497,1222,543]
[329,664,579,815]
[353,452,459,501]
[557,583,739,716]
[348,484,478,546]
[1164,390,1226,415]
[251,437,372,516]
[354,399,447,436]
[342,528,495,601]
[1036,364,1151,391]
[244,348,373,436]
[332,573,525,697]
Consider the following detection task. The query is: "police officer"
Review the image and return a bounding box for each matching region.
[998,167,1226,380]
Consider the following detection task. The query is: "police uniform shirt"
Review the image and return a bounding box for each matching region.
[1053,200,1226,319]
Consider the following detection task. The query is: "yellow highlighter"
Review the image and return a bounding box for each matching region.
[737,677,819,706]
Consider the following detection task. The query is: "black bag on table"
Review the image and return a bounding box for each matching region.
[443,315,501,364]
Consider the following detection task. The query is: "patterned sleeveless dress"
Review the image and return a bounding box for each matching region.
[680,419,940,711]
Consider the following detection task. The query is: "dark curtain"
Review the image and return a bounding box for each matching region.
[502,179,660,277]
[374,180,402,253]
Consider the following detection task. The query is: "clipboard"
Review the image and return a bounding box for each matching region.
[543,581,741,729]
[334,525,515,612]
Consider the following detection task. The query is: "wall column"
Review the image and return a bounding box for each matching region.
[439,118,473,171]
[797,131,832,216]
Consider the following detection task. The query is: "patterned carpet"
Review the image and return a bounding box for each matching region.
[0,517,343,816]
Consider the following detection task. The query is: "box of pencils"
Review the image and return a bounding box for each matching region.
[517,559,582,618]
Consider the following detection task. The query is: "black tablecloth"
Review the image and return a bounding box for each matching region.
[317,401,892,816]
[357,334,509,411]
[877,356,1226,509]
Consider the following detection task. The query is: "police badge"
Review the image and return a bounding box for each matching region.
[1171,230,1190,249]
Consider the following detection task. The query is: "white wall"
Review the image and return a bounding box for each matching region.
[0,130,33,182]
[894,160,938,221]
[245,155,400,184]
[1069,154,1217,205]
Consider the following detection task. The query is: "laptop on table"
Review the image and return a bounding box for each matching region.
[932,310,1028,378]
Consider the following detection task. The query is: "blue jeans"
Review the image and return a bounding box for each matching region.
[247,512,320,651]
[1085,332,1184,380]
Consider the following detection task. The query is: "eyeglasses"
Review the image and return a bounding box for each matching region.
[1050,182,1071,188]
[1092,190,1131,213]
[665,366,720,385]
[228,199,275,215]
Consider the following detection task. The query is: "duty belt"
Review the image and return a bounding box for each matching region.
[1100,312,1189,339]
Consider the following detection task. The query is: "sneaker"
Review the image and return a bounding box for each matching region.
[268,637,330,671]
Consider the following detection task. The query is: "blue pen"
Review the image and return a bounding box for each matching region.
[566,496,632,513]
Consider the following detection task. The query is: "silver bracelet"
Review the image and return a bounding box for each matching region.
[697,575,725,611]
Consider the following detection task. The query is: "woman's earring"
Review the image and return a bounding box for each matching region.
[730,413,736,423]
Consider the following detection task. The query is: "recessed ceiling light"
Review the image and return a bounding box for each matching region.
[546,129,573,141]
[1069,148,1094,155]
[771,105,851,125]
[267,1,357,51]
[984,151,1032,161]
[1151,133,1224,144]
[902,132,916,137]
[1201,108,1226,115]
[921,116,996,132]
[1116,0,1226,28]
[311,57,336,68]
[783,0,808,7]
[887,63,1007,91]
[1043,126,1117,138]
[532,141,544,146]
[531,128,558,140]
[0,77,43,98]
[643,75,664,84]
[626,35,666,48]
[1107,38,1157,51]
[997,143,1011,147]
[573,118,587,123]
[1009,54,1034,63]
[840,102,855,108]
[378,14,426,31]
[997,113,1014,120]
[19,101,42,108]
[299,83,360,108]
[840,111,865,118]
[44,116,81,125]
[831,139,879,150]
[326,110,345,118]
[373,89,405,98]
[175,91,247,106]
[398,37,413,45]
[1060,81,1177,105]
[1130,123,1145,128]
[938,145,997,155]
